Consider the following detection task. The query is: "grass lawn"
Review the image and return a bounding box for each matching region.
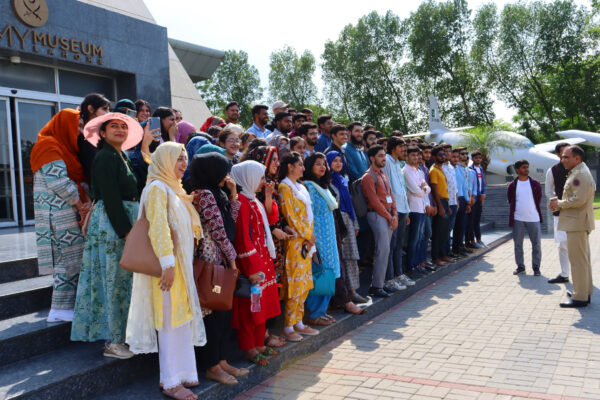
[595,193,600,220]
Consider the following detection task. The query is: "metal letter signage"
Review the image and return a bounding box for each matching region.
[12,0,49,28]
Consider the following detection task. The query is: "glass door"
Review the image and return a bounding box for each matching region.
[15,100,56,225]
[0,97,18,227]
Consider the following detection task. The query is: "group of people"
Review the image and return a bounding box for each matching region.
[507,142,595,308]
[33,95,492,400]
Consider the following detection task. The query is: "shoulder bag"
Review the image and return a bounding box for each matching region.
[119,207,163,277]
[193,235,239,311]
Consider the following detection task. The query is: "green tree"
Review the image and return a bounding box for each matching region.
[268,46,318,109]
[196,50,262,127]
[322,11,421,133]
[473,0,599,139]
[458,124,514,171]
[408,0,495,127]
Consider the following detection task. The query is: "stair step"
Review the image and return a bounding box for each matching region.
[0,342,157,400]
[0,309,71,366]
[0,276,53,320]
[0,257,39,284]
[480,221,494,233]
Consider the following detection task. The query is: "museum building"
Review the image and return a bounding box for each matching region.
[0,0,223,228]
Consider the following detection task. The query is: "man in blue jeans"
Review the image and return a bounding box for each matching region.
[403,146,430,276]
[453,148,472,256]
[507,160,543,276]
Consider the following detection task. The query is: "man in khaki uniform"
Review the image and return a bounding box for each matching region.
[549,145,595,308]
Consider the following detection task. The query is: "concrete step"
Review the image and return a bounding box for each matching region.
[0,257,39,284]
[0,309,70,367]
[480,221,494,233]
[0,342,158,400]
[0,276,52,320]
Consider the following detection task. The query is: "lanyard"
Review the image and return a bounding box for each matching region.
[376,170,391,195]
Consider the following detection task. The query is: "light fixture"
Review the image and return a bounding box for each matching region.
[10,56,21,64]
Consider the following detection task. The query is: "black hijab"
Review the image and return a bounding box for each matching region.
[190,152,236,242]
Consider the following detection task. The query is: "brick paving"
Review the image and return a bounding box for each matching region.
[236,229,600,400]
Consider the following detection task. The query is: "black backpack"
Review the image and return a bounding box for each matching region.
[349,170,378,218]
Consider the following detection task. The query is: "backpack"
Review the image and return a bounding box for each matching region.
[350,170,378,218]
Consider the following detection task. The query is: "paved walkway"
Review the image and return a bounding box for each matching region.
[237,229,600,400]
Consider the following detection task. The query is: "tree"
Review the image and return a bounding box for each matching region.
[197,50,262,127]
[408,0,495,127]
[322,11,422,133]
[473,0,599,140]
[268,46,318,108]
[458,124,514,171]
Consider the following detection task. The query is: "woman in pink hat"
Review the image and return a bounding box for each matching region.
[71,113,144,360]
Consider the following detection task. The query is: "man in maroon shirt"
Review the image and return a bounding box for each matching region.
[361,145,398,298]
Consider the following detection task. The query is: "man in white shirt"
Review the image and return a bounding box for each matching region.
[545,142,571,284]
[507,160,543,276]
[442,144,459,259]
[403,146,431,276]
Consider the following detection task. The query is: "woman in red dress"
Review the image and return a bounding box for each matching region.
[230,160,281,366]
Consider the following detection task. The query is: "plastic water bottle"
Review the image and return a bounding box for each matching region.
[250,283,262,313]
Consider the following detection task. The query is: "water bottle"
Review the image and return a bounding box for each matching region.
[250,283,262,313]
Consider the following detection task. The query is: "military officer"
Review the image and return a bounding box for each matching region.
[549,145,595,308]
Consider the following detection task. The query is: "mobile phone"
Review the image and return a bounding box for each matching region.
[125,108,137,119]
[301,243,308,259]
[148,117,161,139]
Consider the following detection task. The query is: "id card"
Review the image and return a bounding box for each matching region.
[386,196,393,203]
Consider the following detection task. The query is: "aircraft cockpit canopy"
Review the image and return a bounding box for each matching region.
[499,131,535,149]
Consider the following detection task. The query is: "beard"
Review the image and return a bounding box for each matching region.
[350,135,362,146]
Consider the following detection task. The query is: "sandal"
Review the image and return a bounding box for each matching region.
[345,305,368,315]
[227,367,249,377]
[247,352,270,366]
[205,370,238,385]
[265,334,286,347]
[162,385,198,400]
[325,314,337,322]
[306,316,332,326]
[261,346,279,356]
[283,331,303,342]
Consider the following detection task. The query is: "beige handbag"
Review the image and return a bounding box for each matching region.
[119,208,163,277]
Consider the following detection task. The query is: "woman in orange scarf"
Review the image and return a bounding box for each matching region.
[30,94,109,323]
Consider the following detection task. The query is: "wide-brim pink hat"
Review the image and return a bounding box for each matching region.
[83,112,144,151]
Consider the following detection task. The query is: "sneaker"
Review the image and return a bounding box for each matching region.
[513,267,526,275]
[476,241,488,248]
[398,274,416,286]
[474,242,485,249]
[350,292,369,304]
[533,269,541,277]
[384,280,401,292]
[103,343,134,359]
[47,309,74,323]
[548,275,569,284]
[393,280,407,290]
[294,325,319,336]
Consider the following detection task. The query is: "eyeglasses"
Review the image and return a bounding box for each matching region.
[226,138,241,144]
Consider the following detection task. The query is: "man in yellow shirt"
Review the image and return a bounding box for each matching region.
[429,146,451,267]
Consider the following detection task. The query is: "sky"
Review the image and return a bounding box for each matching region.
[144,0,590,125]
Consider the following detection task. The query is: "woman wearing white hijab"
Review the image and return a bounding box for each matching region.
[230,161,281,366]
[126,142,205,400]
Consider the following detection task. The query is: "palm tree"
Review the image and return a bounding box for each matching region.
[457,125,513,171]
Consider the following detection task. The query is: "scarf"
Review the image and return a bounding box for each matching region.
[190,153,236,242]
[175,121,196,144]
[147,142,202,238]
[230,161,276,259]
[303,180,338,211]
[326,151,355,220]
[200,116,226,133]
[195,143,226,156]
[30,109,86,200]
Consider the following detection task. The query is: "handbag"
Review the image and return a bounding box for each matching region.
[193,237,239,311]
[234,275,252,298]
[119,208,163,277]
[309,250,335,296]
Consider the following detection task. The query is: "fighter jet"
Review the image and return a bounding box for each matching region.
[404,95,593,182]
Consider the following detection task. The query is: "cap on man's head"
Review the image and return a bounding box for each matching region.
[272,100,289,110]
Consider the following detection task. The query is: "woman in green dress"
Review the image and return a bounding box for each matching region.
[71,113,144,359]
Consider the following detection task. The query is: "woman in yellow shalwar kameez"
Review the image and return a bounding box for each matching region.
[126,142,206,400]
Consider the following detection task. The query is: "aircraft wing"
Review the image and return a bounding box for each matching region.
[403,131,430,138]
[449,126,474,132]
[534,138,586,153]
[556,130,600,147]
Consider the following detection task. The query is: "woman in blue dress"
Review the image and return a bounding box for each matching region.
[302,153,340,326]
